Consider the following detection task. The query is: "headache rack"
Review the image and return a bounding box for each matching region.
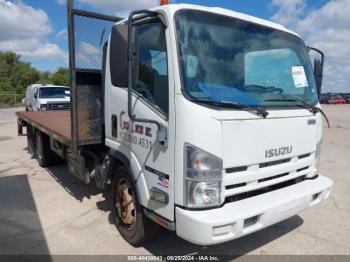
[67,0,122,154]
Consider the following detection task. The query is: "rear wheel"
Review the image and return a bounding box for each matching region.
[111,166,159,246]
[35,130,53,167]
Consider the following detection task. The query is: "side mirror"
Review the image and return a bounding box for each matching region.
[307,46,324,97]
[314,59,323,97]
[34,93,38,99]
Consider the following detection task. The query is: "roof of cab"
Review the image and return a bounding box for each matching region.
[120,3,300,38]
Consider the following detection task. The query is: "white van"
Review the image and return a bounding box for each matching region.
[25,84,39,111]
[25,84,70,111]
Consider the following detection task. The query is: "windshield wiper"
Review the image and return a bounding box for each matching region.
[266,95,330,128]
[192,99,269,118]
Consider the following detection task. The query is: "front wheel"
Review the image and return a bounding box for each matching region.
[111,166,159,246]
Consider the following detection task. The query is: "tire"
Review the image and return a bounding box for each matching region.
[111,166,159,246]
[35,130,53,167]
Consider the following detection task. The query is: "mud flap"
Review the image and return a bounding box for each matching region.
[67,153,90,184]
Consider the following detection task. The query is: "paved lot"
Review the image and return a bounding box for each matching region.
[0,105,349,256]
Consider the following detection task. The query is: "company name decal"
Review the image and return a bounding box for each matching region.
[119,111,152,137]
[265,146,292,159]
[118,111,153,149]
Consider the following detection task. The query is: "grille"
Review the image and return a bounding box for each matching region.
[226,166,248,173]
[224,153,313,200]
[258,172,289,183]
[298,153,311,159]
[226,157,292,173]
[297,166,309,172]
[259,158,291,168]
[226,183,247,190]
[225,176,306,204]
[47,102,70,111]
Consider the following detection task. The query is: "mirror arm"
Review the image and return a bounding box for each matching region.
[127,10,168,147]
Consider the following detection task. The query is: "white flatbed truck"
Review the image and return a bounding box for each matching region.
[17,0,333,246]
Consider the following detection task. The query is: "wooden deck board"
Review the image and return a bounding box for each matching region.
[16,111,71,141]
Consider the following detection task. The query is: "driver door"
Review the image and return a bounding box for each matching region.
[111,20,175,221]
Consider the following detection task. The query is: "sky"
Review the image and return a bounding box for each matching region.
[0,0,349,93]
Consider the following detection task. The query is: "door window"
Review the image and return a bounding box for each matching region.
[134,22,169,117]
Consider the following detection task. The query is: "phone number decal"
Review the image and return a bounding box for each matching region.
[119,131,153,149]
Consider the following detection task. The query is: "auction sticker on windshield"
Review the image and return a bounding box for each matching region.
[291,66,308,88]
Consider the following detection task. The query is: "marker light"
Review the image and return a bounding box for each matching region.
[313,139,322,176]
[160,0,169,5]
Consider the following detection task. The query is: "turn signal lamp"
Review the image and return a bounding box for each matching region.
[184,144,223,208]
[160,0,169,5]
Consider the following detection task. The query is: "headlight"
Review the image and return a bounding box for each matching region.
[40,104,47,111]
[314,139,322,174]
[184,144,223,208]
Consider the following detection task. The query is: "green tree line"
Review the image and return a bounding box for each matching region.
[0,51,69,94]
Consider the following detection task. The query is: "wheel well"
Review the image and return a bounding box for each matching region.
[109,157,144,208]
[108,156,126,182]
[108,150,149,211]
[108,150,131,178]
[26,125,48,158]
[35,129,50,147]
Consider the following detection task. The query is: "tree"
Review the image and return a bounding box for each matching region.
[51,67,69,86]
[0,51,40,94]
[37,71,52,85]
[0,51,69,95]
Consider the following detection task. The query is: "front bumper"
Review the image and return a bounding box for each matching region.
[176,175,332,245]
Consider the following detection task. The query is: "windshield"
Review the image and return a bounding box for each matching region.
[175,10,318,108]
[39,87,70,99]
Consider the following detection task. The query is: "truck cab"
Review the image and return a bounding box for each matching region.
[101,4,332,244]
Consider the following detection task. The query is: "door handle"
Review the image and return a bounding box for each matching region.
[112,114,118,137]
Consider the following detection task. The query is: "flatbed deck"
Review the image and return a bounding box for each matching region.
[17,111,71,145]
